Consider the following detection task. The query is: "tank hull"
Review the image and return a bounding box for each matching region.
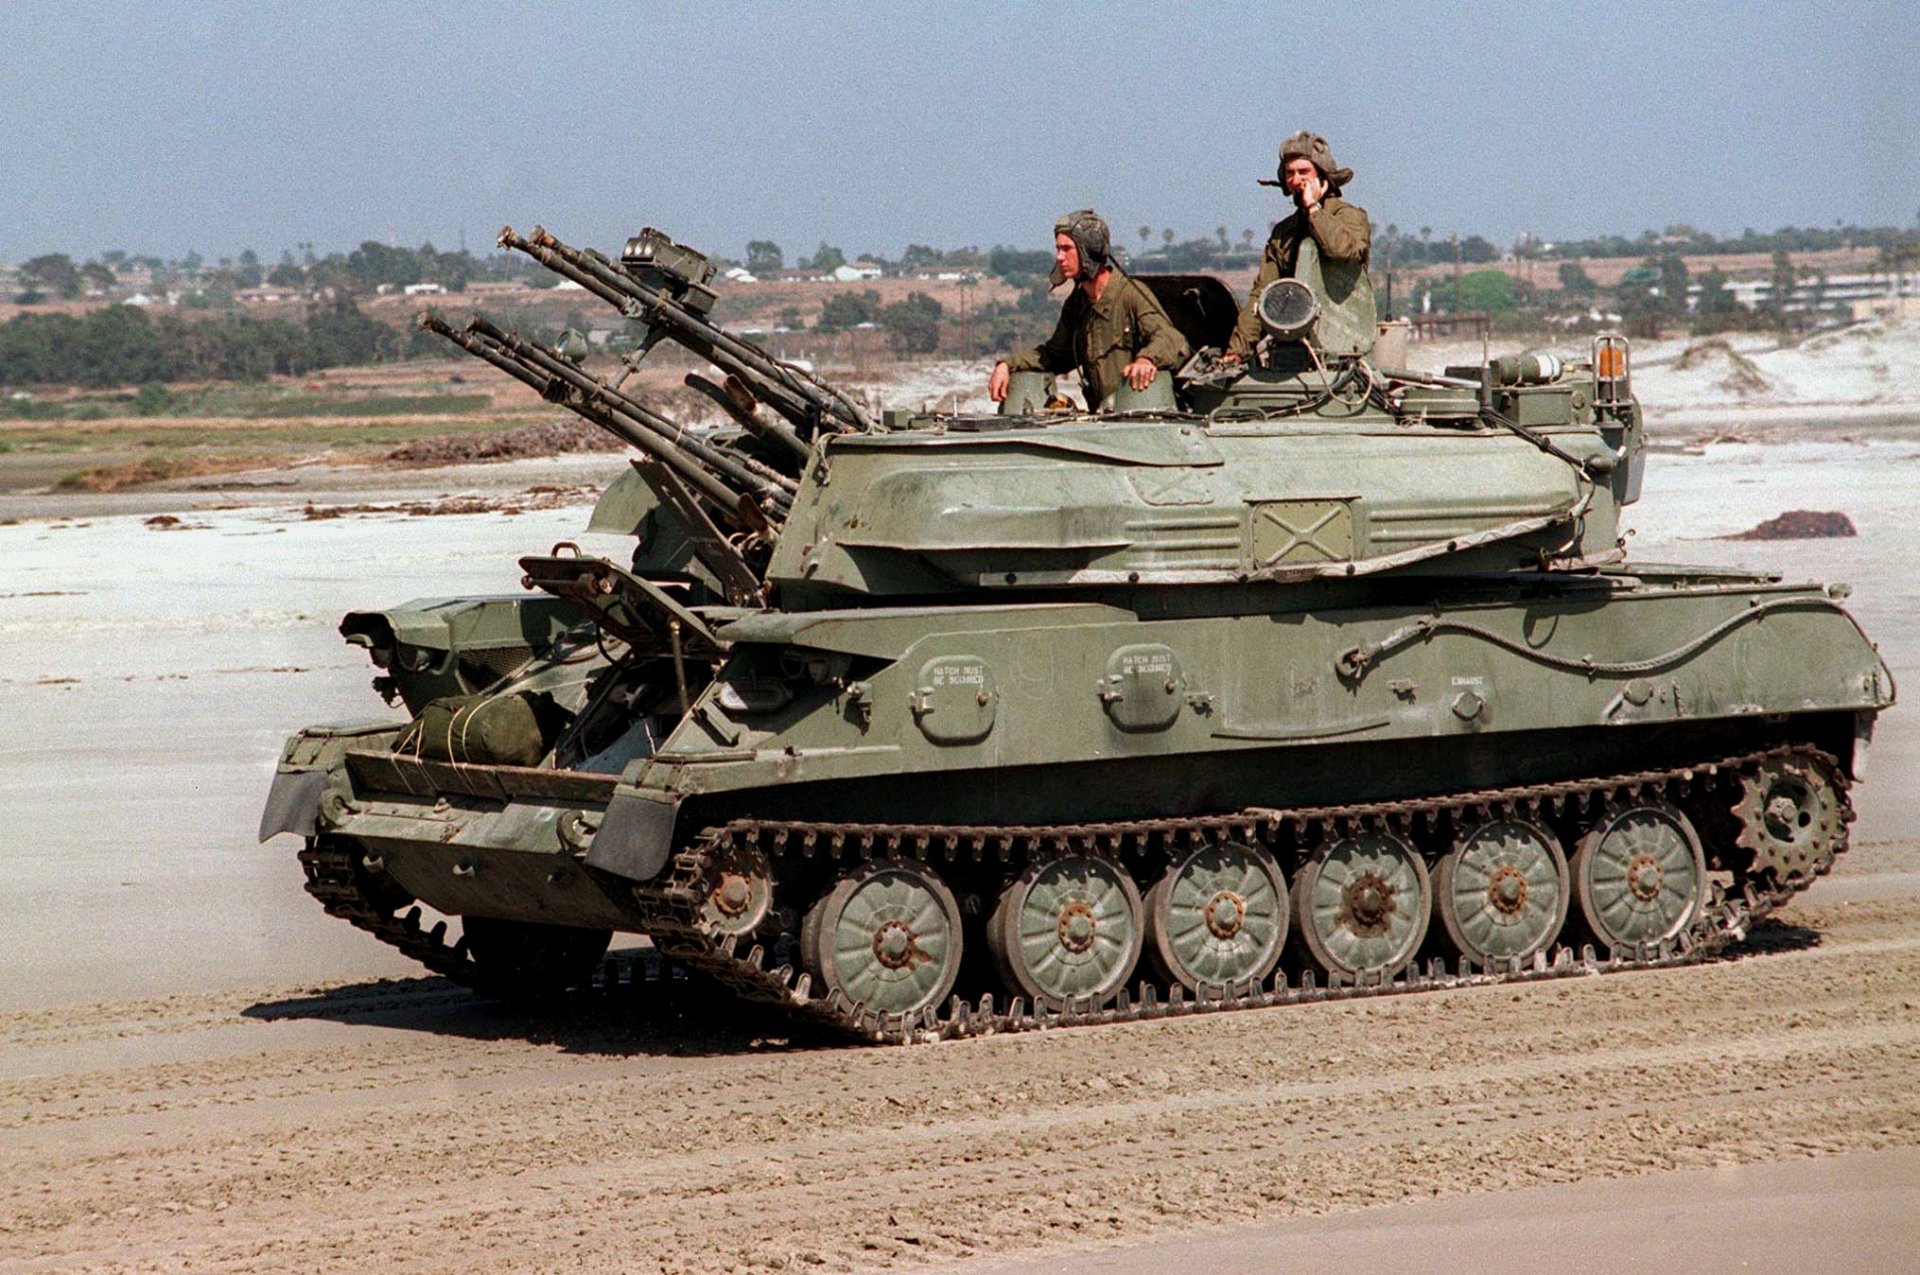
[276,568,1888,940]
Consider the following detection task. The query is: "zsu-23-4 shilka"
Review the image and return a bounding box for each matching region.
[261,224,1894,1042]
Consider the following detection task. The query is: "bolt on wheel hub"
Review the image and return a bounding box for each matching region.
[1057,901,1098,953]
[1345,872,1395,931]
[1487,865,1530,915]
[872,920,917,970]
[1764,793,1806,839]
[1626,853,1664,901]
[1204,891,1247,939]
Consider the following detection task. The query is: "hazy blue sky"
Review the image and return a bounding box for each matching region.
[4,0,1913,263]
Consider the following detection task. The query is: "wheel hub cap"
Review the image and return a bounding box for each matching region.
[1204,891,1246,939]
[1764,793,1804,840]
[1058,901,1098,953]
[872,920,917,970]
[713,874,752,917]
[1488,865,1530,915]
[1627,853,1664,901]
[1345,872,1394,932]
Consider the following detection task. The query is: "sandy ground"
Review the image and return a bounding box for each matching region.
[2,361,1918,1269]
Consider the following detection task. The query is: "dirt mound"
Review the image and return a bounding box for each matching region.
[300,484,599,520]
[1726,509,1857,540]
[1671,338,1772,399]
[383,419,625,466]
[56,454,277,492]
[383,387,725,466]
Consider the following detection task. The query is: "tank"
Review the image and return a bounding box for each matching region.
[261,224,1895,1041]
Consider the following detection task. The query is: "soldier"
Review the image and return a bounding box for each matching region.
[989,209,1190,409]
[1223,132,1371,361]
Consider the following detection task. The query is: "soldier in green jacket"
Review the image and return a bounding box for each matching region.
[989,209,1190,409]
[1224,132,1372,360]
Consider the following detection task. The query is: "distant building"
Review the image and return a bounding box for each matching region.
[403,282,446,296]
[722,266,758,284]
[831,263,883,283]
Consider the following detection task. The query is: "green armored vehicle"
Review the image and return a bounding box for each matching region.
[262,225,1893,1041]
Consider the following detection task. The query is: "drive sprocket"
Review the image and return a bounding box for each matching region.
[1731,754,1846,887]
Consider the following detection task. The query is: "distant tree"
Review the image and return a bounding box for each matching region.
[879,291,943,354]
[267,262,306,289]
[777,306,804,331]
[80,260,117,293]
[1457,235,1499,264]
[1214,225,1230,251]
[1166,238,1221,271]
[21,254,83,299]
[1241,228,1255,250]
[816,289,878,331]
[1161,228,1175,249]
[234,248,264,289]
[1456,269,1517,313]
[1557,262,1596,294]
[1768,250,1796,327]
[1656,251,1690,317]
[344,240,423,289]
[745,240,784,275]
[1694,266,1738,330]
[899,244,942,270]
[986,245,1051,286]
[803,242,846,273]
[1138,225,1151,250]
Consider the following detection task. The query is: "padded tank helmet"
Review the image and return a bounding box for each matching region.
[1260,131,1355,193]
[1050,208,1113,286]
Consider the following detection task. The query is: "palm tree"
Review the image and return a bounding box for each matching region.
[1138,225,1152,250]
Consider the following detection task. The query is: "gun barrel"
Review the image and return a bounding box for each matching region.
[418,313,789,522]
[502,225,876,436]
[462,317,795,507]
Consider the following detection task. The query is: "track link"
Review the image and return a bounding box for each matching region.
[630,746,1848,1044]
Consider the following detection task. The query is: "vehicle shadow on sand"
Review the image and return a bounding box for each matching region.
[241,965,834,1058]
[1729,915,1825,957]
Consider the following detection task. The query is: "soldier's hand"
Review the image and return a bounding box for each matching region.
[1216,351,1245,365]
[1124,358,1157,391]
[988,361,1011,403]
[1300,171,1329,212]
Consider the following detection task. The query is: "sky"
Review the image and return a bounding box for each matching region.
[3,0,1914,264]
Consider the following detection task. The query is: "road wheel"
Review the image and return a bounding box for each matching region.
[1434,816,1569,967]
[1146,840,1288,993]
[1571,802,1706,952]
[799,859,963,1017]
[988,855,1143,1011]
[1290,828,1431,979]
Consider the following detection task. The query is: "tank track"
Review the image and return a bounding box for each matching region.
[629,745,1847,1044]
[299,843,685,1000]
[298,842,502,992]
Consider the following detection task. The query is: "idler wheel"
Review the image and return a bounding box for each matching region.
[1434,817,1569,967]
[1290,828,1431,980]
[700,842,774,937]
[988,855,1143,1011]
[1146,841,1288,993]
[799,859,962,1017]
[1571,802,1706,952]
